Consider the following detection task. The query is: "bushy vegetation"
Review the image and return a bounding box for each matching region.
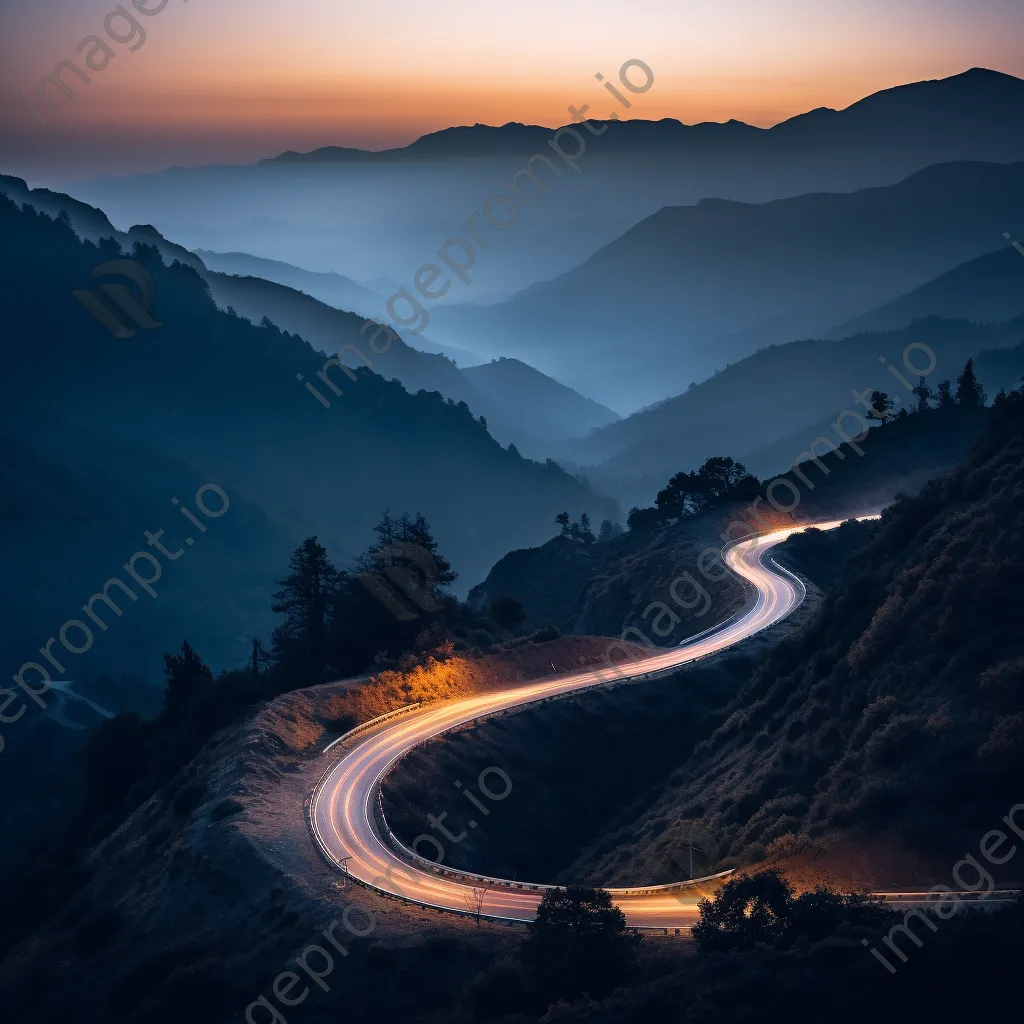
[627,364,997,535]
[628,456,760,532]
[521,887,640,1003]
[455,889,1024,1024]
[692,870,891,953]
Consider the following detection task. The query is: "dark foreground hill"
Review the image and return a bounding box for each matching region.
[0,174,613,457]
[572,386,1024,883]
[1,379,1022,1024]
[0,197,617,668]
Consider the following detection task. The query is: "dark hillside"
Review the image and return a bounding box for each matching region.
[473,405,990,642]
[830,245,1024,336]
[565,314,1022,493]
[574,387,1024,882]
[0,197,617,619]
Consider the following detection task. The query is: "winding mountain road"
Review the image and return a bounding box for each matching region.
[310,518,873,929]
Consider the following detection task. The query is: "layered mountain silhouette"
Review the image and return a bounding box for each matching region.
[267,68,1024,165]
[829,245,1024,337]
[0,193,619,684]
[555,315,1024,506]
[195,249,385,321]
[0,174,612,456]
[66,69,1024,315]
[433,160,1024,410]
[201,271,618,453]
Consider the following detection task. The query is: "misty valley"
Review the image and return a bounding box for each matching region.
[2,19,1024,1024]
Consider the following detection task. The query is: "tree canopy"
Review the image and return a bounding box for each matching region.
[693,871,891,954]
[520,885,639,1003]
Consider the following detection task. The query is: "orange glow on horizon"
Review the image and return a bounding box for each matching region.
[2,0,1022,181]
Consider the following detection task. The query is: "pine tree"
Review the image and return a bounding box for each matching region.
[598,519,624,543]
[354,511,456,621]
[936,379,955,409]
[163,641,212,717]
[579,512,595,544]
[955,358,987,407]
[866,391,894,421]
[360,509,454,587]
[270,536,342,678]
[912,376,934,412]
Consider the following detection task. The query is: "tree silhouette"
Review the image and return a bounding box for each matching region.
[692,871,794,953]
[656,470,700,518]
[627,505,662,532]
[250,637,270,676]
[555,511,571,536]
[912,376,934,412]
[396,512,456,587]
[656,457,760,518]
[270,536,341,678]
[463,886,489,926]
[955,358,987,407]
[332,511,456,672]
[866,390,894,421]
[936,379,955,408]
[598,519,624,543]
[362,510,456,591]
[163,640,213,718]
[521,886,639,1003]
[578,512,596,544]
[692,870,892,954]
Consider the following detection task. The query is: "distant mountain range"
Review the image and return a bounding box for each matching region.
[828,245,1024,337]
[433,160,1024,410]
[556,314,1024,508]
[550,233,1024,503]
[192,249,484,363]
[265,67,1024,166]
[64,69,1024,318]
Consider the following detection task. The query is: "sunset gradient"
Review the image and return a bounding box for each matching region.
[2,0,1023,184]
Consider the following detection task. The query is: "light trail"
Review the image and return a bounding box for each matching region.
[310,518,877,929]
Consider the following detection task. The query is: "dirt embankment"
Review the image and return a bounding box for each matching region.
[2,635,647,1022]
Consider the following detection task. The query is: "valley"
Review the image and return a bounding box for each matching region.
[2,34,1024,1024]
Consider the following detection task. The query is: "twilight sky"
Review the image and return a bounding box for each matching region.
[2,0,1023,185]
